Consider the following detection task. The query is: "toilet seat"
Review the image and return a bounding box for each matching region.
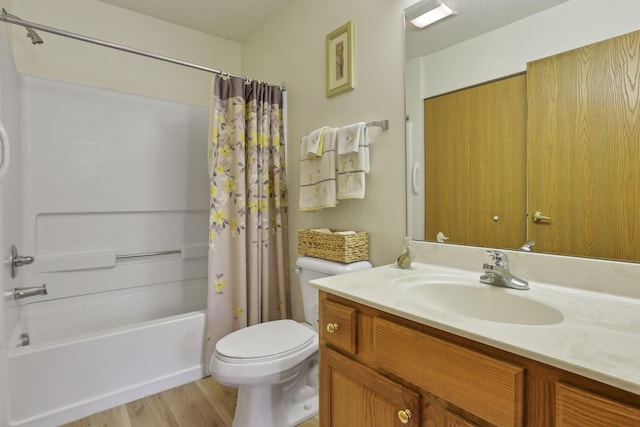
[215,319,316,364]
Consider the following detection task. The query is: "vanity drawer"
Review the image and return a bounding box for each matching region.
[319,300,357,355]
[556,383,640,426]
[373,317,524,427]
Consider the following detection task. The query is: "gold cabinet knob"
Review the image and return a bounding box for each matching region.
[398,409,412,424]
[326,322,339,333]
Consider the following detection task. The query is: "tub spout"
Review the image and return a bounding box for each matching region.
[14,284,47,300]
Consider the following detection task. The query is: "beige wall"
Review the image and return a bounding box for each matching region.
[10,0,241,106]
[241,0,411,321]
[0,0,12,43]
[5,0,411,323]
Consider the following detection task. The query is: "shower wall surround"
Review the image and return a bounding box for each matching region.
[20,76,210,300]
[0,32,212,426]
[0,19,23,424]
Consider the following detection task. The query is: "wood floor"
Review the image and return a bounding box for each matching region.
[62,376,320,427]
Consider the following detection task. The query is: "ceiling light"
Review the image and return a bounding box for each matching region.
[404,0,456,29]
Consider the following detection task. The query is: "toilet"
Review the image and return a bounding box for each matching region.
[209,256,372,427]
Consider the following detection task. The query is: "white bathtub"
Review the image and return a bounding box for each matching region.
[6,280,208,427]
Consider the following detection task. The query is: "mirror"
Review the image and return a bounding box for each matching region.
[405,0,640,262]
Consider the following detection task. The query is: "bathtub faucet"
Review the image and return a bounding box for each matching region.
[13,284,47,300]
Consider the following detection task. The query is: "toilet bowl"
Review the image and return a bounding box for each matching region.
[209,256,372,427]
[211,320,319,427]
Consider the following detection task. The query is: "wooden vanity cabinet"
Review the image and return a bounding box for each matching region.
[556,383,640,427]
[319,291,640,427]
[319,291,522,426]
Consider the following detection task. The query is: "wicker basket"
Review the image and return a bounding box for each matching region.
[298,229,369,263]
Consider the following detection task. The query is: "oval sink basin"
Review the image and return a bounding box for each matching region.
[399,277,563,325]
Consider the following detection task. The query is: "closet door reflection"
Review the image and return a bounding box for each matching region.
[425,74,527,249]
[527,30,640,261]
[425,87,471,244]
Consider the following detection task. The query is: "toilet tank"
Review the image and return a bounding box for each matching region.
[296,256,372,330]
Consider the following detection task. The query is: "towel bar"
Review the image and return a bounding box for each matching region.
[365,120,389,130]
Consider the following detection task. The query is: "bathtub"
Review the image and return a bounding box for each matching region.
[6,279,208,427]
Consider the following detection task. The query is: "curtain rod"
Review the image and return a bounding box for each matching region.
[0,9,285,89]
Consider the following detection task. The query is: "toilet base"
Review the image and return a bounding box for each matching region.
[231,356,319,427]
[232,385,318,427]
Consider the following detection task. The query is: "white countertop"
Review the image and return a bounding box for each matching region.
[310,261,640,395]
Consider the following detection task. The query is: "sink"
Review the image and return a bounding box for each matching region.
[397,275,564,325]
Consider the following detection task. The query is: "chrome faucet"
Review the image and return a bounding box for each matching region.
[480,251,529,290]
[518,240,535,252]
[13,284,47,300]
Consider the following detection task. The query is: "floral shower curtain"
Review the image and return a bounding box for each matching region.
[205,75,289,371]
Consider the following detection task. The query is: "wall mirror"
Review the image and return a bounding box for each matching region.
[405,0,640,262]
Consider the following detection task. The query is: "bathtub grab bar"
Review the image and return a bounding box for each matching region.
[33,244,208,273]
[116,249,181,260]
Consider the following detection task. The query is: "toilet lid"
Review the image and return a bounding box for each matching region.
[216,319,315,360]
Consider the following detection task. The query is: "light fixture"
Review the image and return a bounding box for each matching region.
[404,0,456,29]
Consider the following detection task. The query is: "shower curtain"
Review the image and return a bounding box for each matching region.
[205,75,289,371]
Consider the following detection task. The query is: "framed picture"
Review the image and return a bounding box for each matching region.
[326,21,354,97]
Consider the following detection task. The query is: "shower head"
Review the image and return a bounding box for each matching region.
[1,9,44,45]
[26,28,43,45]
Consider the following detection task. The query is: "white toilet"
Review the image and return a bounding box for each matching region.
[209,256,372,427]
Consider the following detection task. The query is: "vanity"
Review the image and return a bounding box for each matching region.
[310,244,640,426]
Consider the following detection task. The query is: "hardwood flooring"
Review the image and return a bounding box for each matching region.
[62,376,320,427]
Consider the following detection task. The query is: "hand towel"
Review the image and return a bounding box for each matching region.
[337,122,366,154]
[306,126,329,159]
[299,128,338,211]
[337,123,369,199]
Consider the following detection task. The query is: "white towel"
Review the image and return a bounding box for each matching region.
[306,126,329,159]
[337,122,365,154]
[299,128,338,211]
[337,124,369,199]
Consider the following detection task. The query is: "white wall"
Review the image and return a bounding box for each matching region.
[0,2,223,422]
[0,0,221,306]
[0,0,21,342]
[241,0,413,320]
[0,0,21,421]
[20,76,209,300]
[420,0,640,98]
[405,56,425,240]
[10,0,241,106]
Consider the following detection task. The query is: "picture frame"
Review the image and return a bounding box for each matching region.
[326,21,354,97]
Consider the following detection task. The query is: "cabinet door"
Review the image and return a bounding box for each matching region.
[527,29,640,261]
[445,410,478,427]
[556,383,640,427]
[320,348,420,427]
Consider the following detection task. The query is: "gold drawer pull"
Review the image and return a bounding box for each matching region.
[326,322,339,333]
[398,409,412,424]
